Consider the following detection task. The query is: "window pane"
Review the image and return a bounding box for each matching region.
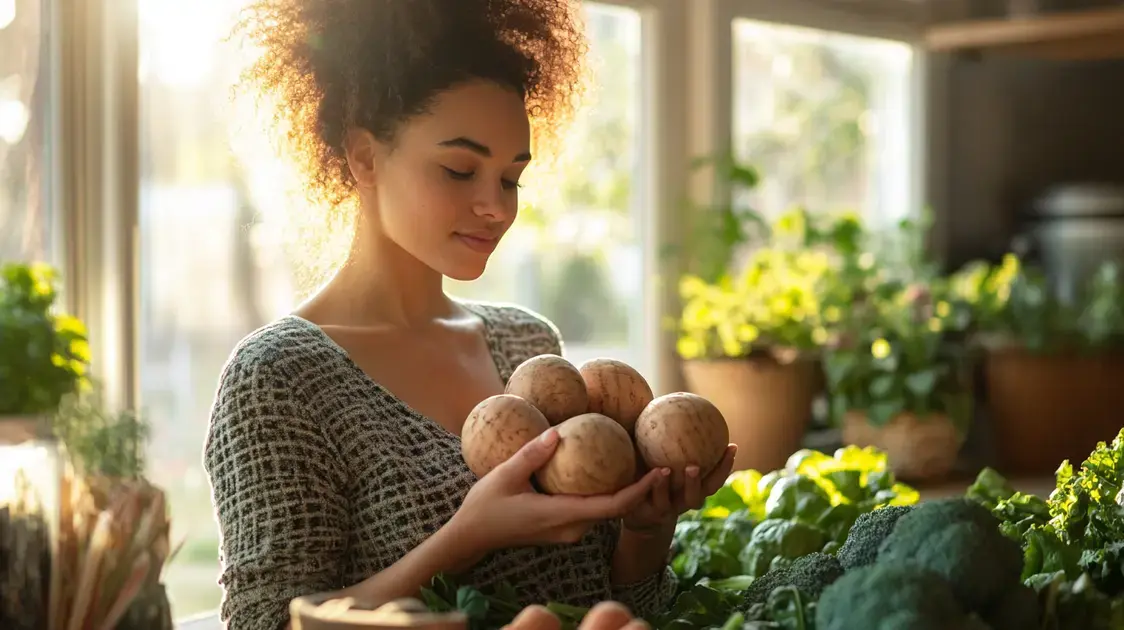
[0,0,55,264]
[138,0,300,617]
[445,4,649,378]
[732,19,914,224]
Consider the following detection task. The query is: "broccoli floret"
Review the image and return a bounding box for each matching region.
[836,505,915,570]
[983,583,1040,630]
[815,564,964,630]
[876,498,1024,614]
[741,552,845,608]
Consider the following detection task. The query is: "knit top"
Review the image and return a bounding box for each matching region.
[203,302,677,630]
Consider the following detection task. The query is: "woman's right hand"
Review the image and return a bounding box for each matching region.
[450,428,662,559]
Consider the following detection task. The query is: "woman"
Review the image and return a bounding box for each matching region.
[204,1,737,629]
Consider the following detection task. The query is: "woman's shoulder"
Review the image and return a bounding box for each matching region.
[221,315,345,376]
[463,300,563,355]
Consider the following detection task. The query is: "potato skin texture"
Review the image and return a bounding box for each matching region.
[505,354,589,425]
[535,413,637,496]
[634,392,730,490]
[461,394,551,478]
[579,358,654,434]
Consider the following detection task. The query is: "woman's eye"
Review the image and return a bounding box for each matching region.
[443,167,474,181]
[501,179,521,191]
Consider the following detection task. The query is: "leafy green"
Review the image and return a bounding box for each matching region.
[967,429,1124,594]
[670,446,918,588]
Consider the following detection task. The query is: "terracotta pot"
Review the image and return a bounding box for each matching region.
[985,347,1124,475]
[842,411,964,482]
[681,357,820,472]
[291,596,468,630]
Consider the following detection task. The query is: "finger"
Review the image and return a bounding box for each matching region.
[580,602,635,630]
[608,469,663,516]
[507,604,562,630]
[494,429,559,481]
[564,469,662,521]
[683,466,703,510]
[621,620,652,630]
[701,445,738,495]
[650,468,672,515]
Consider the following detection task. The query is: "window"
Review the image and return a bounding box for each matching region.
[136,0,650,618]
[446,3,649,377]
[0,0,56,265]
[137,0,301,617]
[731,18,915,224]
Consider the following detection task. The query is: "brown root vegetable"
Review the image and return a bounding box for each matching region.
[579,358,654,434]
[461,394,550,478]
[634,392,730,490]
[535,413,637,496]
[505,354,589,425]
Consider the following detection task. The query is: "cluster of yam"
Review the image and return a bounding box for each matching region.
[461,355,731,496]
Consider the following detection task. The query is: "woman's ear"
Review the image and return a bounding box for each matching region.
[344,127,379,188]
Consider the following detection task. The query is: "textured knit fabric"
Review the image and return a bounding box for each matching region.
[203,302,677,630]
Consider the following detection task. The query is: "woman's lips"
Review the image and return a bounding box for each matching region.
[455,233,501,254]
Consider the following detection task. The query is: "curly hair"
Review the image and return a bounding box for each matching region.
[233,0,589,211]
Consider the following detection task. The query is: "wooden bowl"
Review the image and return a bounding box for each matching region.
[289,594,468,630]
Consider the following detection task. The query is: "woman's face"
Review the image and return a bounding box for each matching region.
[357,79,532,282]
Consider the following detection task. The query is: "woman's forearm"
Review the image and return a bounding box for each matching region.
[611,522,675,587]
[341,519,483,603]
[283,518,484,628]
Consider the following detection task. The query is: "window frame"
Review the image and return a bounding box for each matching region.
[688,0,930,229]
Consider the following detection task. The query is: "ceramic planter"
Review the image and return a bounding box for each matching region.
[682,356,821,472]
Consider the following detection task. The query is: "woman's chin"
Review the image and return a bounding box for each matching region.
[442,259,489,282]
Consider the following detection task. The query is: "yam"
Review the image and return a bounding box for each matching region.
[535,413,637,496]
[505,354,588,425]
[579,358,654,434]
[461,394,550,478]
[634,392,730,490]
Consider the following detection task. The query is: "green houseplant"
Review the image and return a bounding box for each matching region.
[0,262,90,431]
[823,213,975,482]
[676,202,864,472]
[955,253,1124,473]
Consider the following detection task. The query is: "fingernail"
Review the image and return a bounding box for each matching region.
[729,444,739,455]
[687,466,700,478]
[539,429,558,445]
[660,468,671,477]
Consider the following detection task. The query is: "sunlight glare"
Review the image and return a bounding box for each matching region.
[0,0,14,31]
[138,0,244,87]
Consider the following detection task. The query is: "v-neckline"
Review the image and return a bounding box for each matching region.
[283,301,510,441]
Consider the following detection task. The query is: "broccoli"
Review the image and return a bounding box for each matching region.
[835,505,914,570]
[741,552,845,609]
[876,498,1024,615]
[815,564,965,630]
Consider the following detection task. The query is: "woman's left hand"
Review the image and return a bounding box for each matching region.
[621,444,737,536]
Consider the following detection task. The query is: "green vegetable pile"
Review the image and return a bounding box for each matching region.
[424,431,1124,630]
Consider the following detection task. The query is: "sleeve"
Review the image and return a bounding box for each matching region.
[203,357,349,630]
[611,566,679,619]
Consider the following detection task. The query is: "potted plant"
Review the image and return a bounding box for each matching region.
[676,206,862,472]
[0,261,90,629]
[822,212,976,482]
[824,277,976,482]
[958,253,1124,474]
[49,386,176,630]
[0,262,90,441]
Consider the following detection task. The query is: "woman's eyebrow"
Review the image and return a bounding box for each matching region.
[438,136,532,162]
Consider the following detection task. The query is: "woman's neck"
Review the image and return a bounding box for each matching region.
[305,212,456,329]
